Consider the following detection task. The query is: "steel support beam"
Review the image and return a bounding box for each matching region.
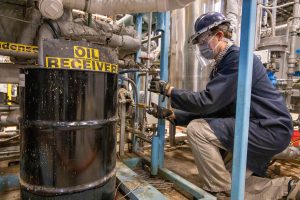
[231,0,257,199]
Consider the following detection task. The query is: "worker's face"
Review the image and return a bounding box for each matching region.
[197,31,224,59]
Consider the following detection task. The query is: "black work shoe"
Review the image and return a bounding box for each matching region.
[287,180,300,200]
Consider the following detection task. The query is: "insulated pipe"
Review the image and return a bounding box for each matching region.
[226,0,239,43]
[255,0,262,49]
[272,0,277,37]
[18,7,42,45]
[60,0,194,15]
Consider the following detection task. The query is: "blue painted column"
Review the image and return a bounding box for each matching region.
[231,1,257,200]
[156,12,170,168]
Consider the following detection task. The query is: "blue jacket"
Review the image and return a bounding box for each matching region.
[171,45,293,176]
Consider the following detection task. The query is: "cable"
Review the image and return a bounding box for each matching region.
[259,2,295,9]
[0,14,40,26]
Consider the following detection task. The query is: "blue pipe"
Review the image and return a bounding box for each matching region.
[155,12,170,168]
[231,1,257,200]
[151,136,159,175]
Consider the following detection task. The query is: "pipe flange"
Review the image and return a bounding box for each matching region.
[39,0,64,20]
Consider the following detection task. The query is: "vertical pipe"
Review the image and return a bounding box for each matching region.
[119,103,126,156]
[135,14,143,64]
[231,0,257,200]
[134,13,143,129]
[169,123,176,146]
[286,0,300,109]
[132,14,143,152]
[272,0,277,36]
[7,84,12,106]
[157,12,170,167]
[255,1,262,49]
[151,136,159,175]
[142,13,152,135]
[88,13,92,27]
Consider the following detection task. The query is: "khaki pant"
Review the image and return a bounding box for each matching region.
[186,119,291,200]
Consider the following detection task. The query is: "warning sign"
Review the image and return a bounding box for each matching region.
[43,39,118,74]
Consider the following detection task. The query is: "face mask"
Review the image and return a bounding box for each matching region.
[198,34,222,59]
[199,42,214,59]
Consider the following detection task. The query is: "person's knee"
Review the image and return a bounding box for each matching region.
[187,119,207,138]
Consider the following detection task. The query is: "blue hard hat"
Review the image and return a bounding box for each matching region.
[189,12,230,44]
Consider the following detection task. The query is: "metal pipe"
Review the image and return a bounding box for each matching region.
[151,136,159,175]
[142,13,153,136]
[231,0,257,199]
[119,103,126,156]
[286,0,300,109]
[255,0,263,49]
[118,76,139,129]
[133,14,143,152]
[88,13,92,27]
[272,0,277,37]
[156,12,170,168]
[141,34,162,44]
[0,105,19,111]
[169,123,176,146]
[125,126,151,143]
[259,1,295,9]
[60,0,194,15]
[116,14,133,26]
[263,7,275,36]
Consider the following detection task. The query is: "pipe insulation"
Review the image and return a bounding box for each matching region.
[40,0,194,18]
[226,0,239,43]
[57,21,141,52]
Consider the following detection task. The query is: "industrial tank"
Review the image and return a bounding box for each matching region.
[20,67,118,199]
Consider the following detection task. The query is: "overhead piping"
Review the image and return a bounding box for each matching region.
[38,0,194,19]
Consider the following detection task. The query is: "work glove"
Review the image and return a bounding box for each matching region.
[147,102,175,124]
[148,77,171,102]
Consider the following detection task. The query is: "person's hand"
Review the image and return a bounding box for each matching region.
[146,102,175,124]
[148,77,172,101]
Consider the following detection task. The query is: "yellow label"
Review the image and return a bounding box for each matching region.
[45,57,118,73]
[74,46,100,61]
[0,41,38,54]
[7,84,12,106]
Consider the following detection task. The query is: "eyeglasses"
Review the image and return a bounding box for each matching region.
[195,33,212,45]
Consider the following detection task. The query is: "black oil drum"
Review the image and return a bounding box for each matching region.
[20,68,117,200]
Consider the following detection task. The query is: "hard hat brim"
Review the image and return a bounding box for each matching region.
[188,20,230,45]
